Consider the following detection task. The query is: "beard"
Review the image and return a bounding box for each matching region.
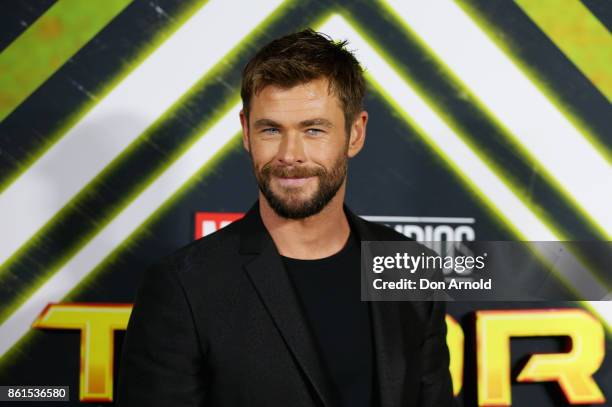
[253,153,348,220]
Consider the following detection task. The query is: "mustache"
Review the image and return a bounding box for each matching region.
[261,164,325,178]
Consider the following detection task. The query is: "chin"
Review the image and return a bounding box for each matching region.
[272,186,316,202]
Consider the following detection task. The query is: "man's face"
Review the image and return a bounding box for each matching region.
[240,78,364,219]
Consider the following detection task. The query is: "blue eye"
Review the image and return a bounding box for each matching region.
[306,128,323,136]
[262,128,280,134]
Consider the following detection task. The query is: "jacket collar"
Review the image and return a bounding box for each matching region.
[238,201,270,254]
[239,201,416,407]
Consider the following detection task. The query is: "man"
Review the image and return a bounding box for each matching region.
[118,29,454,407]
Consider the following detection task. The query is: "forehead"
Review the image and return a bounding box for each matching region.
[249,78,343,123]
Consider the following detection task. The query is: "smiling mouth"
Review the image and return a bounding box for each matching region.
[275,176,313,187]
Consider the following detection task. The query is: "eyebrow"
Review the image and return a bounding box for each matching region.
[300,118,334,129]
[253,119,282,129]
[252,118,334,129]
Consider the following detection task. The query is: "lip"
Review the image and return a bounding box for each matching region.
[275,176,313,187]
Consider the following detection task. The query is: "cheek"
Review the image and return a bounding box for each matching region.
[309,141,346,165]
[250,141,278,165]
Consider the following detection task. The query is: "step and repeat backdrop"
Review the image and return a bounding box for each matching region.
[1,0,611,405]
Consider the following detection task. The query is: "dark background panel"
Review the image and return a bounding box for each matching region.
[0,0,610,405]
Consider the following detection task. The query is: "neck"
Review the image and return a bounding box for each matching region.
[259,185,351,260]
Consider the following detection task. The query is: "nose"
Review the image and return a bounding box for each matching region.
[276,131,305,165]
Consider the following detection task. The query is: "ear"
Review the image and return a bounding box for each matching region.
[239,109,250,152]
[347,111,368,158]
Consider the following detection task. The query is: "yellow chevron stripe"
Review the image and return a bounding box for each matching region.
[516,0,612,103]
[0,0,132,123]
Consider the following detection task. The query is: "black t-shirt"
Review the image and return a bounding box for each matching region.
[281,230,373,407]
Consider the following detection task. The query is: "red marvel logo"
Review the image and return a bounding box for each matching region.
[194,212,244,238]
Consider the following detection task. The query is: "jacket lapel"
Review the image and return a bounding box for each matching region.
[346,208,420,407]
[239,202,419,407]
[240,203,339,407]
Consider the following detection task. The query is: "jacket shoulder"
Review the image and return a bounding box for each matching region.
[156,217,244,275]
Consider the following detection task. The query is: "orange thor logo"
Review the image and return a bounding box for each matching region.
[33,303,132,402]
[32,305,606,404]
[476,309,605,406]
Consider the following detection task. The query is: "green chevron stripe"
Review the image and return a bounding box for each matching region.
[0,0,132,123]
[515,0,612,103]
[0,0,298,332]
[455,0,612,165]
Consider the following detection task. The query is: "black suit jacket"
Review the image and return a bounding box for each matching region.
[117,202,455,406]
